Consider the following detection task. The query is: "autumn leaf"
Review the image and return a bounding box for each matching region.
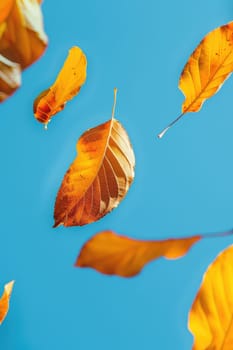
[33,46,87,128]
[158,21,233,138]
[189,245,233,349]
[0,54,21,101]
[0,280,14,325]
[0,0,48,69]
[54,89,135,227]
[76,230,201,277]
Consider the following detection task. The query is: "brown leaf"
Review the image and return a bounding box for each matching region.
[0,280,14,325]
[0,54,21,102]
[76,231,201,277]
[33,46,87,127]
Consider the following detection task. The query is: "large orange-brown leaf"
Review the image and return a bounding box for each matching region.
[158,21,233,138]
[0,0,48,69]
[33,46,87,127]
[0,54,21,102]
[0,280,14,325]
[76,230,201,277]
[54,90,135,227]
[189,245,233,349]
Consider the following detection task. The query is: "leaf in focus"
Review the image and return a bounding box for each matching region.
[54,89,135,227]
[158,21,233,138]
[0,0,48,69]
[0,54,21,101]
[0,0,14,23]
[76,231,201,277]
[33,46,87,127]
[0,280,14,325]
[189,244,233,350]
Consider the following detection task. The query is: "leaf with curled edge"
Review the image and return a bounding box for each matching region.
[0,281,14,325]
[54,89,135,227]
[189,244,233,350]
[33,46,87,128]
[0,54,21,102]
[0,0,48,69]
[158,21,233,138]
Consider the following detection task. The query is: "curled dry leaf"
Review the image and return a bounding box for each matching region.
[33,46,87,127]
[0,0,48,69]
[76,230,201,277]
[54,89,135,227]
[0,54,21,102]
[189,244,233,350]
[158,21,233,138]
[0,280,14,325]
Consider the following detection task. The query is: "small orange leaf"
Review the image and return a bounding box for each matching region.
[158,21,233,138]
[76,231,201,277]
[0,54,21,102]
[0,0,14,23]
[0,280,14,325]
[33,46,87,127]
[189,245,233,349]
[54,89,135,227]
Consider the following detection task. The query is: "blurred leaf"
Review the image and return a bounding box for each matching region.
[0,281,14,325]
[0,0,14,23]
[76,230,201,277]
[33,46,87,127]
[189,244,233,349]
[158,21,233,138]
[0,54,21,101]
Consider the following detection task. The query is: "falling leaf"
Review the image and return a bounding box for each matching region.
[0,280,14,325]
[189,245,233,349]
[158,21,233,138]
[76,230,201,277]
[54,89,135,227]
[0,0,48,69]
[0,54,21,102]
[33,46,87,128]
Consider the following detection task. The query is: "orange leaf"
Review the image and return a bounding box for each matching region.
[158,21,233,138]
[0,54,21,102]
[54,89,135,227]
[189,245,233,349]
[0,280,14,325]
[0,0,14,23]
[33,46,87,127]
[76,231,201,277]
[0,0,48,69]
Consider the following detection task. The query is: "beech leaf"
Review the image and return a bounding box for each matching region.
[158,21,233,138]
[0,54,21,102]
[0,280,14,325]
[33,46,87,128]
[54,89,135,227]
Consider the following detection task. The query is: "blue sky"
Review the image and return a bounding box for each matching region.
[1,0,233,349]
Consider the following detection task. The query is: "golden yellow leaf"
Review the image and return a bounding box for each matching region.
[54,89,135,227]
[0,54,21,102]
[158,22,233,138]
[0,0,48,69]
[0,280,14,325]
[76,230,201,277]
[33,46,87,127]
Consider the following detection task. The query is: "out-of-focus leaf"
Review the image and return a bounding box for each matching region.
[33,46,87,127]
[0,0,14,23]
[0,0,48,69]
[158,21,233,138]
[0,281,14,325]
[76,231,201,277]
[54,90,135,227]
[0,54,21,101]
[189,245,233,350]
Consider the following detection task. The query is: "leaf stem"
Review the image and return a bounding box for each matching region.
[202,229,233,240]
[157,113,184,139]
[112,88,118,119]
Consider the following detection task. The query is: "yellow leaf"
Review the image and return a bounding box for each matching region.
[0,54,21,102]
[189,245,233,349]
[33,46,87,127]
[54,89,135,227]
[0,0,48,69]
[0,280,14,325]
[158,22,233,138]
[76,230,201,277]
